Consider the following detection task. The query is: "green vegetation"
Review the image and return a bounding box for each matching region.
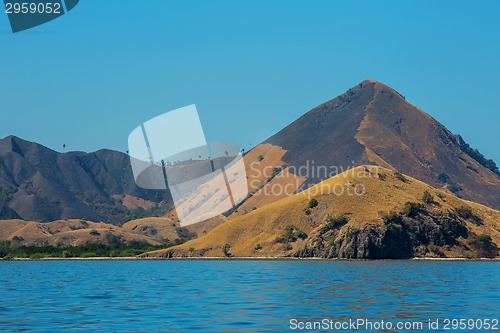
[304,198,319,214]
[323,214,349,231]
[89,229,101,236]
[422,191,434,204]
[257,154,264,161]
[467,234,499,258]
[271,167,283,176]
[222,244,232,257]
[295,229,308,240]
[0,187,14,200]
[447,183,461,194]
[403,202,423,217]
[275,225,308,244]
[456,206,473,219]
[345,227,360,243]
[462,251,473,259]
[427,243,444,257]
[438,172,450,183]
[0,240,172,259]
[455,206,482,225]
[254,244,262,251]
[307,198,318,209]
[382,210,403,225]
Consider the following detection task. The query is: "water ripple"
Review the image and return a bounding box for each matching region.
[0,260,498,332]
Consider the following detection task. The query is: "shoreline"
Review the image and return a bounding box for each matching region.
[1,256,499,261]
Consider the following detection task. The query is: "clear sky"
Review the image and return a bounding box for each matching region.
[0,0,499,164]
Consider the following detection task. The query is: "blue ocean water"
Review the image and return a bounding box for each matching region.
[0,260,498,332]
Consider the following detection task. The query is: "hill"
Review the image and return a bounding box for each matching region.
[260,79,499,209]
[142,166,500,259]
[0,210,224,248]
[0,219,160,247]
[0,136,171,223]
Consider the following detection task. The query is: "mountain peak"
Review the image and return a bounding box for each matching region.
[264,80,500,209]
[356,79,405,99]
[0,135,27,155]
[361,78,378,85]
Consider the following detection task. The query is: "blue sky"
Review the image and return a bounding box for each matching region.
[0,0,499,164]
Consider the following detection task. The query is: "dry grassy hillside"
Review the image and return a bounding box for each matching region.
[142,166,500,259]
[122,214,226,242]
[233,143,306,216]
[0,219,160,246]
[0,211,226,248]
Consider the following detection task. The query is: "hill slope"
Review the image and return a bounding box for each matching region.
[0,136,170,223]
[0,212,223,248]
[262,79,499,209]
[142,166,500,259]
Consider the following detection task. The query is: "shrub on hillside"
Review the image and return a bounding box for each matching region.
[456,206,483,225]
[468,234,499,258]
[295,229,308,240]
[0,187,13,200]
[308,198,318,209]
[222,244,232,257]
[275,225,308,243]
[422,191,434,204]
[403,202,423,217]
[324,214,349,230]
[438,172,450,183]
[427,243,444,257]
[104,231,122,246]
[456,206,473,219]
[89,229,100,236]
[382,210,403,225]
[447,183,461,193]
[12,236,24,242]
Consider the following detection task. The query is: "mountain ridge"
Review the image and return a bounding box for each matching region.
[0,135,171,223]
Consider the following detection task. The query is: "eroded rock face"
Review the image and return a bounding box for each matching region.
[294,212,474,259]
[295,224,413,259]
